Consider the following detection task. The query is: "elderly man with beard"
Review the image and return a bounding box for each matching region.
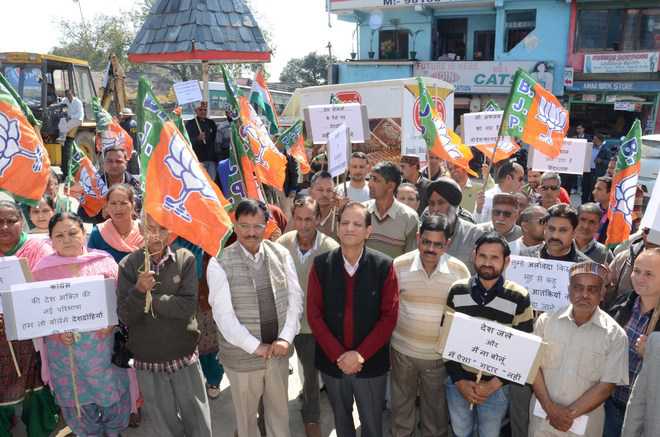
[530,261,628,437]
[477,193,522,242]
[390,215,470,437]
[446,233,534,437]
[424,177,484,273]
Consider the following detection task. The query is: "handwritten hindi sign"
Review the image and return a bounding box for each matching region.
[172,80,203,106]
[438,311,543,384]
[529,138,591,175]
[505,255,573,313]
[0,276,118,341]
[0,257,31,314]
[304,103,369,144]
[327,124,350,178]
[462,111,504,146]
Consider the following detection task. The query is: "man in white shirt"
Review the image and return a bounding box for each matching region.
[58,89,84,179]
[509,205,547,256]
[474,161,525,223]
[335,152,371,202]
[208,199,304,437]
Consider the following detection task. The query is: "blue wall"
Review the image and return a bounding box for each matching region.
[340,0,570,96]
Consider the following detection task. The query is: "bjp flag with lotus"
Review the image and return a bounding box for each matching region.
[93,97,133,157]
[0,73,50,204]
[137,77,233,256]
[69,141,107,217]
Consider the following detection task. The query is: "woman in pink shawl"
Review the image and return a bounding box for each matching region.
[33,212,131,437]
[0,201,58,436]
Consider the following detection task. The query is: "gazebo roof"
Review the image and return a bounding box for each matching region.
[128,0,271,64]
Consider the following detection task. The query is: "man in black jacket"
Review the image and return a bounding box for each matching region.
[307,202,399,437]
[185,102,218,181]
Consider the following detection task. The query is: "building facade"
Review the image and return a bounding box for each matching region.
[328,0,572,127]
[565,1,660,135]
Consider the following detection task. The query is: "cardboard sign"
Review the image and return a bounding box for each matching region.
[529,138,591,175]
[0,256,31,314]
[327,124,350,178]
[173,80,203,106]
[1,276,118,341]
[437,311,543,384]
[505,255,573,313]
[641,173,660,232]
[304,103,369,144]
[462,111,504,146]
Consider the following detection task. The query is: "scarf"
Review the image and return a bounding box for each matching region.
[97,219,143,253]
[32,248,111,273]
[1,232,27,256]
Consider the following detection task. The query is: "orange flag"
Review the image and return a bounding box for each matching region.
[0,73,51,204]
[138,78,233,256]
[277,120,310,174]
[474,137,520,164]
[238,96,287,191]
[70,141,107,217]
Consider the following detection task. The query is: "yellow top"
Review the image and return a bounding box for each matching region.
[0,52,89,66]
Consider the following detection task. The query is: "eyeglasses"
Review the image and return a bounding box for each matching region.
[493,209,514,218]
[236,223,266,232]
[540,185,560,191]
[0,218,20,227]
[420,238,445,249]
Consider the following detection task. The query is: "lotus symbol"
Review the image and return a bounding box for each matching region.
[535,96,567,145]
[0,112,44,176]
[163,131,218,222]
[611,173,638,226]
[79,166,107,201]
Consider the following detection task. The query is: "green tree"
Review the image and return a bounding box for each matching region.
[279,52,336,86]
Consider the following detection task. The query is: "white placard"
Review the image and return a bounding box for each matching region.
[304,103,369,144]
[641,173,660,232]
[505,255,573,313]
[1,276,118,341]
[173,80,203,106]
[0,256,30,314]
[529,138,591,175]
[462,111,504,145]
[533,400,588,435]
[440,311,543,384]
[327,124,350,178]
[401,86,429,161]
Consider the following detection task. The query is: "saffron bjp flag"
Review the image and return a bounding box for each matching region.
[417,77,475,175]
[137,77,232,256]
[92,97,133,157]
[500,69,568,159]
[249,69,279,135]
[474,137,520,164]
[606,119,643,249]
[0,73,50,204]
[238,96,287,191]
[277,120,310,174]
[69,141,107,217]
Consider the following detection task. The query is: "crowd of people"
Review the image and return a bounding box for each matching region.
[1,127,659,437]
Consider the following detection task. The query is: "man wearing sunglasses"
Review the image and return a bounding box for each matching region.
[538,172,563,210]
[390,215,470,437]
[477,194,522,243]
[474,161,525,224]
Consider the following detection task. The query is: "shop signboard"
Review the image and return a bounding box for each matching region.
[614,102,640,112]
[568,81,660,93]
[584,52,660,74]
[414,61,553,94]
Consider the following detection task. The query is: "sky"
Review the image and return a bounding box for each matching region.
[0,0,354,79]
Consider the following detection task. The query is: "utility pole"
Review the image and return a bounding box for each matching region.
[326,41,334,85]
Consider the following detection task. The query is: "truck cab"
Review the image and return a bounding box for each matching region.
[0,52,97,165]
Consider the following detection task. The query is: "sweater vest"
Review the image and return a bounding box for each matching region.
[313,247,393,378]
[217,240,291,371]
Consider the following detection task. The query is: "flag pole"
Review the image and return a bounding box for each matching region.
[7,341,21,377]
[646,301,660,336]
[480,136,500,195]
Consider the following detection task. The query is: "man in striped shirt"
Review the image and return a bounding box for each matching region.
[445,232,534,437]
[391,215,471,437]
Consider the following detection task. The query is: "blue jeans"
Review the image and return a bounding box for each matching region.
[446,378,509,437]
[603,397,626,437]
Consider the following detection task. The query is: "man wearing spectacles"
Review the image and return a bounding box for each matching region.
[474,161,525,224]
[276,197,339,437]
[477,194,522,243]
[537,172,563,210]
[207,199,304,437]
[390,215,470,437]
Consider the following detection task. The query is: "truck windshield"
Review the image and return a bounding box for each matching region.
[1,64,43,107]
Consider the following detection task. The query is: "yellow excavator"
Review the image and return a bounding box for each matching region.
[0,52,127,166]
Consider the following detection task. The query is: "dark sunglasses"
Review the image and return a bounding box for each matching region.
[493,209,514,218]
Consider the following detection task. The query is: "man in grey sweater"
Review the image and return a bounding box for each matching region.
[117,214,211,437]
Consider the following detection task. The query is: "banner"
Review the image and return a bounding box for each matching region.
[584,52,659,74]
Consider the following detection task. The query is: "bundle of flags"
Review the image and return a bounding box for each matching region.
[605,119,642,249]
[416,77,476,176]
[136,77,233,256]
[0,73,50,204]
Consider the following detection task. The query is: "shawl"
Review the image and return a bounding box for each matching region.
[97,219,143,253]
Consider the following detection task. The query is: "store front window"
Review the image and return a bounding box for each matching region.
[576,7,660,51]
[379,29,409,60]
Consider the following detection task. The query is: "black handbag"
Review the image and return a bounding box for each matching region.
[111,323,133,368]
